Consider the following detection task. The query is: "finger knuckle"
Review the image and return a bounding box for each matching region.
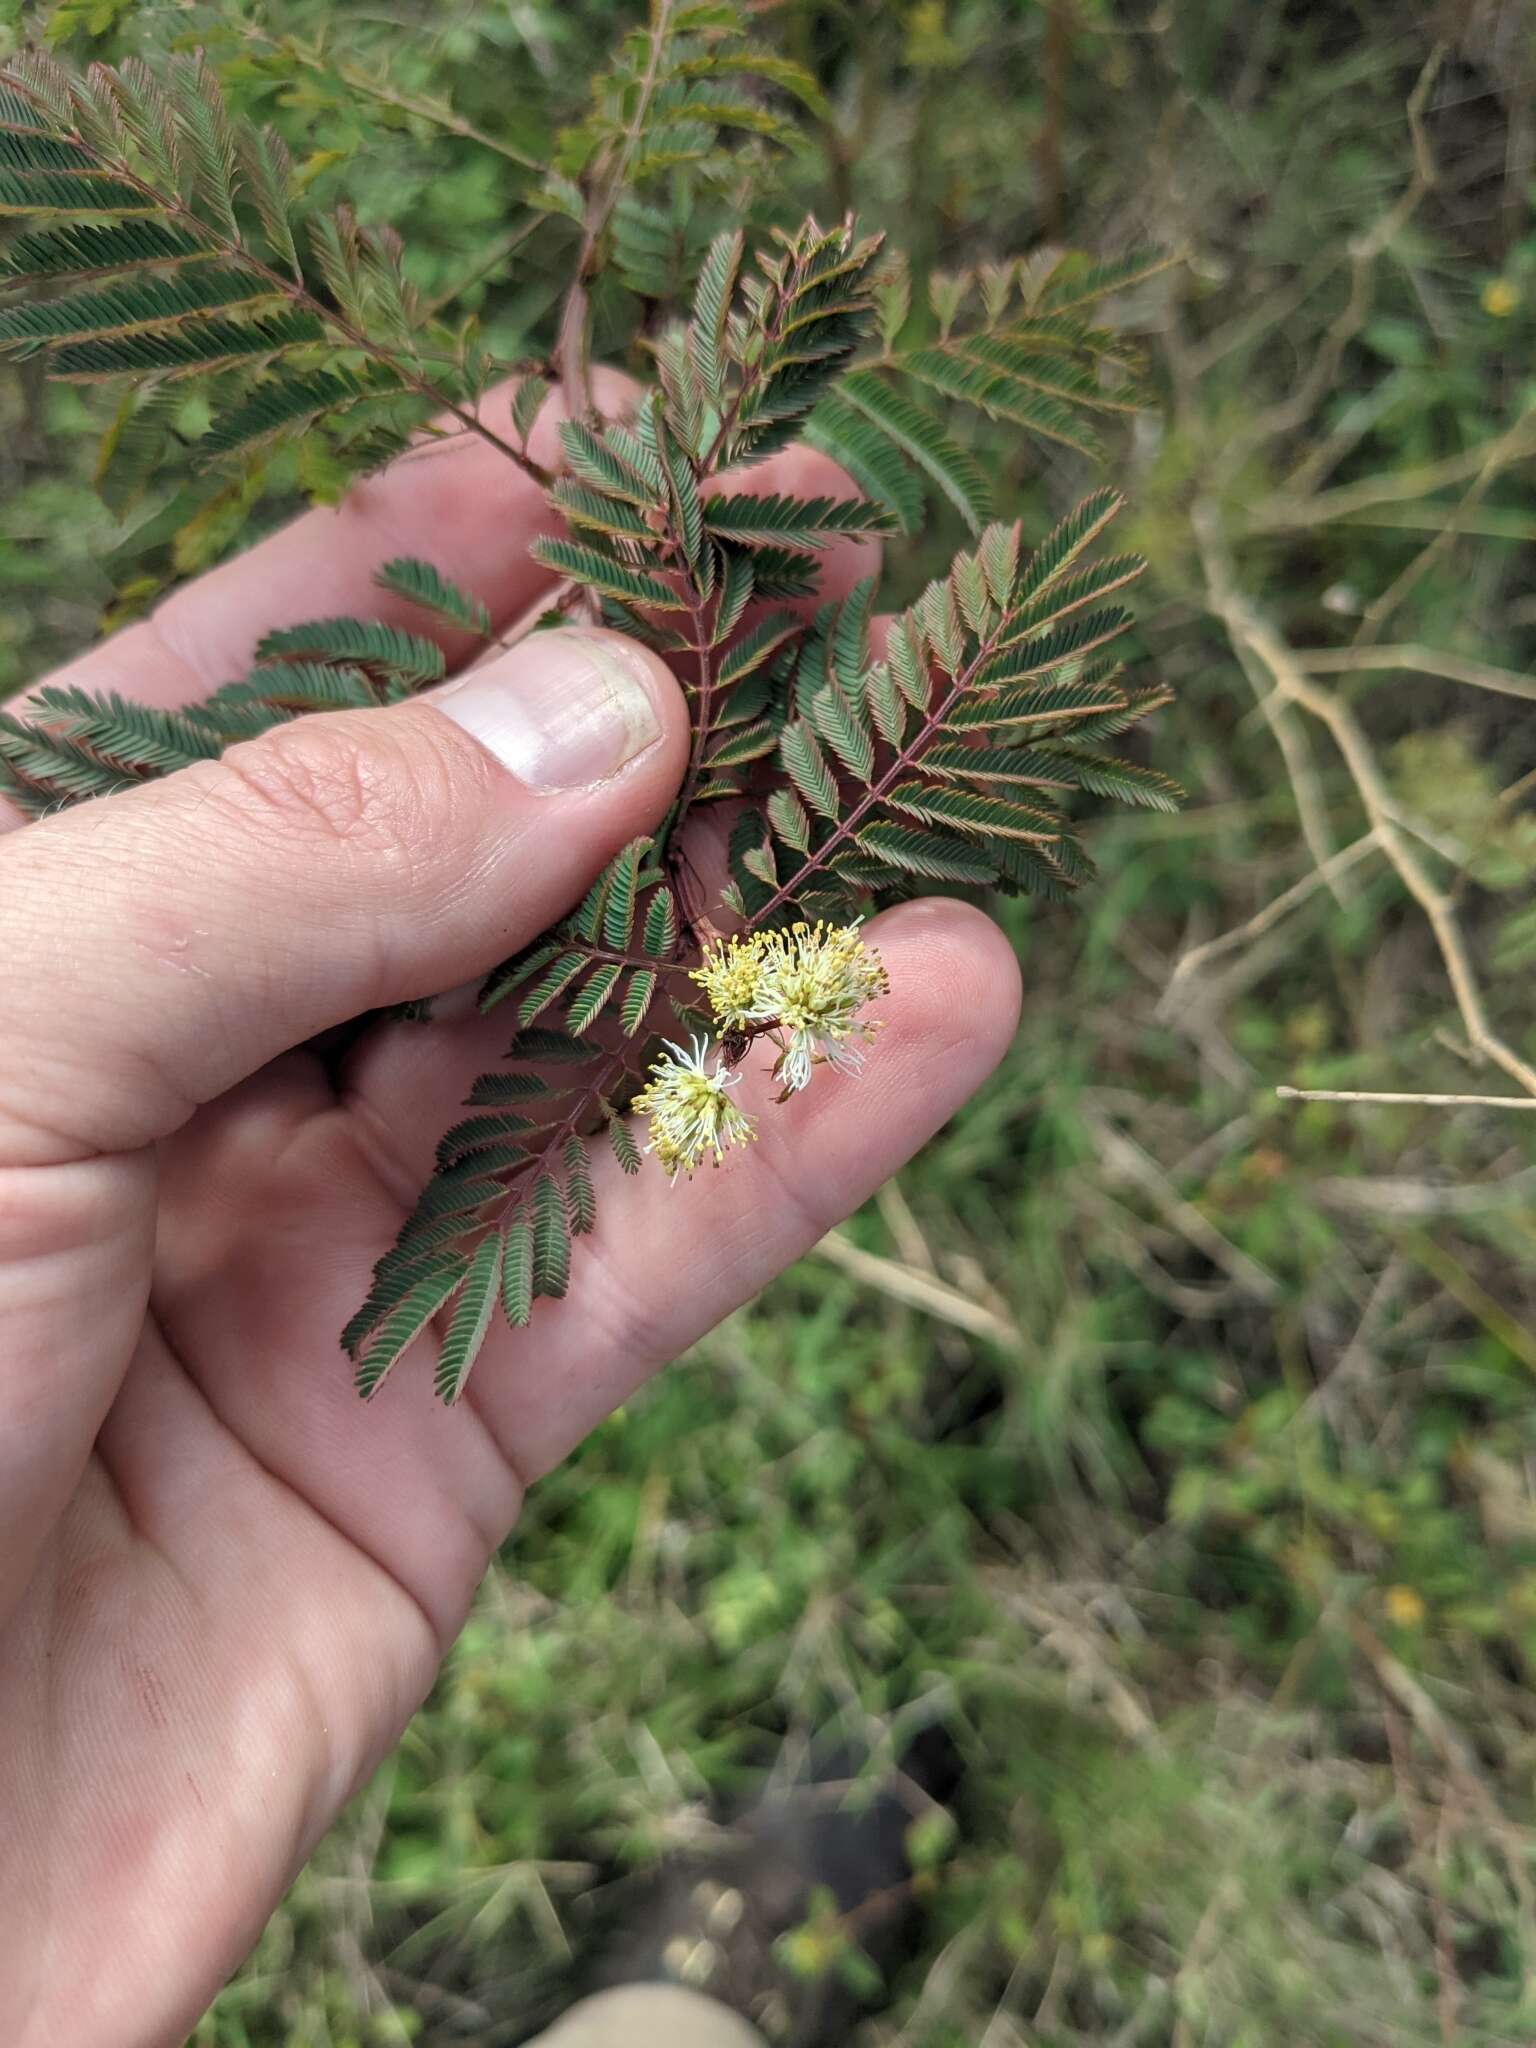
[208,718,435,879]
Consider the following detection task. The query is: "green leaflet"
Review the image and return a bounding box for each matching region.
[375,558,493,638]
[608,1118,643,1175]
[884,779,1061,842]
[256,617,445,688]
[201,368,413,461]
[690,226,742,406]
[802,393,925,535]
[1055,749,1184,812]
[529,536,686,610]
[531,1172,571,1299]
[25,687,223,771]
[435,1114,537,1169]
[717,610,799,687]
[354,1259,466,1399]
[601,839,647,949]
[0,219,213,280]
[563,1139,596,1236]
[642,889,678,956]
[433,1232,503,1403]
[854,822,1000,883]
[620,970,658,1036]
[500,1221,534,1328]
[779,719,841,821]
[835,370,991,533]
[0,169,156,215]
[558,417,664,505]
[0,268,283,347]
[700,492,892,547]
[46,309,324,380]
[900,345,1105,459]
[567,963,623,1034]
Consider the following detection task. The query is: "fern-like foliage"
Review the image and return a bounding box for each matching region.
[0,51,520,482]
[0,13,1180,1403]
[804,246,1179,536]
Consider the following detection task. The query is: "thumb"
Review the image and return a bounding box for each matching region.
[0,627,688,1165]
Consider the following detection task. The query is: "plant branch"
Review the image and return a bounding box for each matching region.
[557,0,678,417]
[1277,1087,1536,1110]
[1250,413,1536,532]
[42,105,553,486]
[1161,830,1382,1008]
[1195,502,1536,1100]
[1210,44,1443,492]
[746,632,1068,927]
[1290,643,1536,705]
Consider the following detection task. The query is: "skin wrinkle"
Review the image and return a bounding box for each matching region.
[148,1105,530,1641]
[13,1465,193,2046]
[103,1314,450,1733]
[332,1085,443,1211]
[12,1443,399,2048]
[0,1153,150,1265]
[152,1272,508,1654]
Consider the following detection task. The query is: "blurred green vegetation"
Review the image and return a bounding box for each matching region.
[9,1,1536,2043]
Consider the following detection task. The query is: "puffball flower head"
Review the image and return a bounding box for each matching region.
[694,921,889,1093]
[689,932,769,1033]
[631,1035,757,1181]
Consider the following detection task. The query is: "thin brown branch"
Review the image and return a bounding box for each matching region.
[1161,831,1382,1007]
[1291,643,1536,705]
[811,1229,1022,1346]
[1277,1086,1536,1109]
[234,27,544,170]
[323,59,543,172]
[1351,417,1529,650]
[1195,503,1536,1100]
[1224,625,1351,904]
[557,0,677,419]
[1251,413,1536,532]
[1081,1102,1281,1302]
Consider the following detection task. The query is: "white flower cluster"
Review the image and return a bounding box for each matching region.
[631,922,888,1181]
[629,1034,756,1184]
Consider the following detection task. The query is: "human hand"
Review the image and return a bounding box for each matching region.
[0,376,1020,2046]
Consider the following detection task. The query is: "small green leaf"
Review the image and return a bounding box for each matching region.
[779,719,841,821]
[854,821,999,883]
[601,839,646,949]
[568,962,623,1034]
[434,1230,503,1403]
[620,968,657,1036]
[518,950,589,1027]
[837,370,990,533]
[608,1117,643,1175]
[642,887,678,958]
[375,557,492,638]
[355,1259,465,1400]
[529,535,685,610]
[501,1220,534,1327]
[532,1171,571,1298]
[563,1138,596,1236]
